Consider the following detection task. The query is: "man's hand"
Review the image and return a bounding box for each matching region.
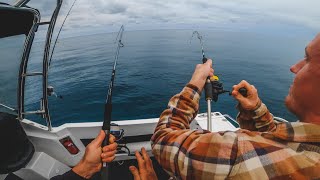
[72,130,117,179]
[101,133,117,163]
[189,59,214,91]
[232,80,261,110]
[129,148,158,180]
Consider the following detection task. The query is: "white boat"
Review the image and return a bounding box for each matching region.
[0,1,257,179]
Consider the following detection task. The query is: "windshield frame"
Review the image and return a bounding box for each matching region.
[0,0,63,131]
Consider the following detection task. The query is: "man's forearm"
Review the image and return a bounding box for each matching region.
[151,84,201,175]
[153,84,201,133]
[236,100,276,132]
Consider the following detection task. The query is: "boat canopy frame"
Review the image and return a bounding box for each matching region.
[0,0,63,131]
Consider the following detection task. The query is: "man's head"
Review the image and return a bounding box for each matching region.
[285,33,320,123]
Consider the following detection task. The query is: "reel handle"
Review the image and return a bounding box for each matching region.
[239,87,247,97]
[203,57,247,99]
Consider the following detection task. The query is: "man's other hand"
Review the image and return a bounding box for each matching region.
[232,80,261,110]
[129,148,158,180]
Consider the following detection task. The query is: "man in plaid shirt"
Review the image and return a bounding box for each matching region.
[151,33,320,179]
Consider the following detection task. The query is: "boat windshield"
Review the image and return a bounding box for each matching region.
[0,4,39,114]
[0,0,78,125]
[0,35,25,114]
[0,0,14,4]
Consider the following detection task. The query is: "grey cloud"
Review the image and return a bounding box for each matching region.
[93,2,127,14]
[108,5,126,14]
[33,0,320,35]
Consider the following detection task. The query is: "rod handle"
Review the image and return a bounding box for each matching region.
[101,165,110,180]
[202,57,207,63]
[101,130,110,180]
[205,78,213,100]
[202,57,213,100]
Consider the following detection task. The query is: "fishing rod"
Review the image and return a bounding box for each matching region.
[101,25,124,180]
[190,31,247,131]
[191,31,214,131]
[191,31,206,60]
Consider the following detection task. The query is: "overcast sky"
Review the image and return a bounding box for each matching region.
[42,0,320,36]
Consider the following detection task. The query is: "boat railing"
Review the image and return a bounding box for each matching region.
[1,0,63,131]
[222,114,240,128]
[223,113,289,128]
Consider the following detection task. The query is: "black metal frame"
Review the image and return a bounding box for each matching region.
[40,0,63,130]
[20,0,62,131]
[17,7,40,121]
[0,0,64,131]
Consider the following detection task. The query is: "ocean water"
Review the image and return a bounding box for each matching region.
[6,29,315,126]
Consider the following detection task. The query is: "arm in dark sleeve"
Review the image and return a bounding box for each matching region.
[50,170,87,180]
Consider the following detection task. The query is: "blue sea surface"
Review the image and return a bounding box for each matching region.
[18,29,315,126]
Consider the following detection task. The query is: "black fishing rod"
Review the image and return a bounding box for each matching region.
[101,25,124,180]
[190,31,247,131]
[191,31,213,131]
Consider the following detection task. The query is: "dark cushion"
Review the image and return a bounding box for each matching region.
[0,112,34,174]
[0,6,36,38]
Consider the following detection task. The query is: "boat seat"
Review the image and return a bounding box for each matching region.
[0,112,34,174]
[0,5,37,38]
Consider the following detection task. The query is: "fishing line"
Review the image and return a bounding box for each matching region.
[190,31,206,59]
[49,0,78,67]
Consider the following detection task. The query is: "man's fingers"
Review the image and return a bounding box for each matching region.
[91,130,106,147]
[239,80,252,90]
[101,150,117,159]
[101,156,115,163]
[205,59,213,67]
[233,80,249,90]
[135,151,146,170]
[209,69,214,77]
[251,85,257,94]
[232,88,243,99]
[141,148,153,169]
[232,80,253,97]
[141,148,149,160]
[109,134,116,144]
[129,166,140,180]
[102,142,118,152]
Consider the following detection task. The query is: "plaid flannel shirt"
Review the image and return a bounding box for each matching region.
[151,84,320,180]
